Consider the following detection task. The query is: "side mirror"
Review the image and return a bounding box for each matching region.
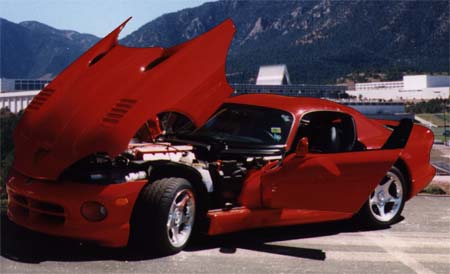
[296,137,309,158]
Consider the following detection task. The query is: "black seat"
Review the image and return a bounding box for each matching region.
[312,125,342,153]
[328,126,341,153]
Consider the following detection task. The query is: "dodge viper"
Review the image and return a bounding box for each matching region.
[6,18,435,255]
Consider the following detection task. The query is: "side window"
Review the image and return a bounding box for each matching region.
[295,111,357,153]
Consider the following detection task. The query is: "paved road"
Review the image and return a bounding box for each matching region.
[433,161,450,175]
[1,195,449,274]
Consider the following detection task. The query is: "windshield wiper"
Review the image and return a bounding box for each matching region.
[159,135,213,151]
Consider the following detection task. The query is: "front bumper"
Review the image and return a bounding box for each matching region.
[6,170,147,247]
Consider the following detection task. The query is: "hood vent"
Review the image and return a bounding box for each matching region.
[102,98,137,125]
[89,52,107,67]
[27,88,55,111]
[144,54,170,72]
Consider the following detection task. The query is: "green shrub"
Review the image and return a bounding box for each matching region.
[0,108,21,198]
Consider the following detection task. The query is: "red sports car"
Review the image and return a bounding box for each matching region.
[6,18,435,255]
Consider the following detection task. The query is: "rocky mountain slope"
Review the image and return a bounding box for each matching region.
[1,0,448,83]
[1,18,99,79]
[121,0,449,83]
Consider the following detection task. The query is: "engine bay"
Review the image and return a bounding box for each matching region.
[59,140,283,209]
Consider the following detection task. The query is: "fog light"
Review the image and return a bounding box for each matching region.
[80,201,107,222]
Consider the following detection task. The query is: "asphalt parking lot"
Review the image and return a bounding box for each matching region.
[1,195,449,274]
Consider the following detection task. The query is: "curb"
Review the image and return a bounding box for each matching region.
[417,193,450,197]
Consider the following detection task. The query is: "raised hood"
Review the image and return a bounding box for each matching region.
[13,18,235,180]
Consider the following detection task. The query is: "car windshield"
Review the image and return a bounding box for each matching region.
[188,104,294,145]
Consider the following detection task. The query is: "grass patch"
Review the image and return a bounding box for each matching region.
[416,113,449,127]
[421,185,447,195]
[416,113,450,142]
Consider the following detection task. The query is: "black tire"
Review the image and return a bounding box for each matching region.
[129,177,196,255]
[355,166,408,228]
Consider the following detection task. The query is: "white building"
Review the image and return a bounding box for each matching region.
[347,75,450,101]
[1,78,51,92]
[0,90,39,113]
[0,78,50,113]
[255,65,291,85]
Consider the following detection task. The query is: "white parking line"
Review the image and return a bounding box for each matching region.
[364,233,440,274]
[326,251,450,264]
[273,233,450,249]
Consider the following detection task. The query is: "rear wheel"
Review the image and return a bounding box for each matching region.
[356,166,407,227]
[130,177,196,255]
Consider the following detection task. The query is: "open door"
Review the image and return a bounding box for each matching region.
[261,114,412,214]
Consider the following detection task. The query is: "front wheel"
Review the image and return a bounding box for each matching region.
[130,177,196,255]
[356,166,407,227]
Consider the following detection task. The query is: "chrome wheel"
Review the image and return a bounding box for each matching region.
[166,189,195,248]
[369,171,404,222]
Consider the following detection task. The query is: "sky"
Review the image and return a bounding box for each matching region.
[0,0,209,38]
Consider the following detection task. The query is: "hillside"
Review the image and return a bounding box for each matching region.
[0,18,99,79]
[1,0,448,83]
[121,0,449,84]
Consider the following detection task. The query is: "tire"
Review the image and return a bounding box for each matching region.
[356,166,407,227]
[130,177,196,255]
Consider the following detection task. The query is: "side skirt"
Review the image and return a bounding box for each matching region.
[207,207,352,235]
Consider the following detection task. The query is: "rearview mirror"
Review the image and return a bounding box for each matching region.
[296,137,309,158]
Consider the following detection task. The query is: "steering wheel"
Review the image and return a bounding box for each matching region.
[260,130,276,144]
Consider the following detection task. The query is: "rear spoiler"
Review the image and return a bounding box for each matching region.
[382,118,413,149]
[373,119,400,127]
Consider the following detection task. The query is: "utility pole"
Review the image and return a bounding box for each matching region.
[444,102,448,145]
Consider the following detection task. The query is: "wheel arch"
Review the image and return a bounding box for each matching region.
[145,161,210,219]
[394,157,411,199]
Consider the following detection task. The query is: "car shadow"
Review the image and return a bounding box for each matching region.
[0,210,392,264]
[185,216,398,260]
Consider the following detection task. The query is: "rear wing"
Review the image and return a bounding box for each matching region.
[382,118,413,149]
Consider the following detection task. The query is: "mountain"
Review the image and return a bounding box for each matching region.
[1,0,449,83]
[121,0,449,84]
[0,18,99,79]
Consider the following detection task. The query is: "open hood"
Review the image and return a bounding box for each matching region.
[13,18,235,180]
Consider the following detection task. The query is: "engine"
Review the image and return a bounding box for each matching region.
[60,141,281,209]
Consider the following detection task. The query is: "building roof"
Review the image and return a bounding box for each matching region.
[255,64,291,85]
[0,90,40,97]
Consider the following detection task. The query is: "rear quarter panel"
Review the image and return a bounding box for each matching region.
[400,124,436,199]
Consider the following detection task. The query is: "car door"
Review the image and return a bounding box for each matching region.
[261,111,404,214]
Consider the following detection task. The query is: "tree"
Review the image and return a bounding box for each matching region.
[0,108,21,198]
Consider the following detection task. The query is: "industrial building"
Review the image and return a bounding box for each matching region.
[255,64,291,85]
[0,90,38,113]
[347,75,450,101]
[0,78,51,92]
[0,78,47,112]
[232,83,348,99]
[3,70,444,118]
[232,65,348,99]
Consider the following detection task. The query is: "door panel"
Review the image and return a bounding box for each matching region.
[262,149,401,213]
